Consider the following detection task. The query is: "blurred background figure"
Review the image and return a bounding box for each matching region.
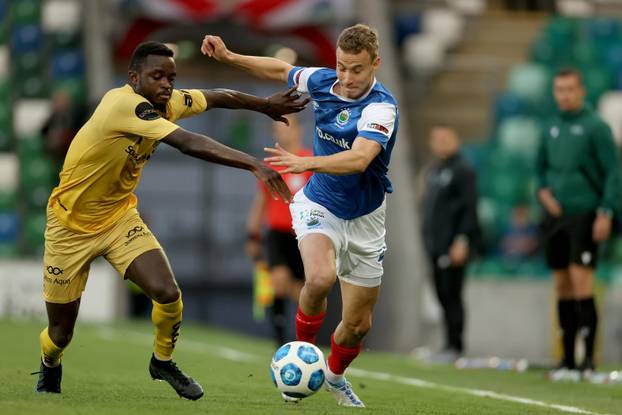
[245,115,312,346]
[499,204,539,262]
[420,125,479,362]
[40,89,86,173]
[536,69,622,374]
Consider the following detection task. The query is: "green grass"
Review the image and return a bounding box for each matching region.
[1,319,621,415]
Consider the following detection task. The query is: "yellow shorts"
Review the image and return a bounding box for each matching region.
[43,207,162,304]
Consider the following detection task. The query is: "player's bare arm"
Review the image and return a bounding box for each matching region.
[264,137,382,175]
[163,128,292,202]
[202,87,309,124]
[201,35,293,83]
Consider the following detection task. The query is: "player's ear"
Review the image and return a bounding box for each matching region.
[128,70,139,88]
[372,56,381,70]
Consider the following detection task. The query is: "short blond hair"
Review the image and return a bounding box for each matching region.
[337,24,379,61]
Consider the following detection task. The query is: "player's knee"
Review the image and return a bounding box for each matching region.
[151,285,180,304]
[49,327,73,348]
[303,275,333,298]
[343,317,372,340]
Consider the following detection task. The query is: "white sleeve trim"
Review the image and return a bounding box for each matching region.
[357,102,397,138]
[294,67,322,93]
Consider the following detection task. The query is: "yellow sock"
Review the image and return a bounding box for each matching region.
[40,328,65,367]
[152,293,183,360]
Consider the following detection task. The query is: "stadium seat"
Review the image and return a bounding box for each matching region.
[0,242,18,258]
[507,64,551,105]
[530,36,557,66]
[0,211,19,243]
[0,99,11,151]
[572,41,600,67]
[497,116,541,164]
[48,31,81,50]
[597,91,622,146]
[0,153,18,192]
[20,156,55,208]
[15,74,48,99]
[395,14,422,47]
[402,33,446,75]
[0,0,6,22]
[0,46,8,78]
[604,44,622,76]
[10,0,41,25]
[17,134,46,159]
[586,18,621,44]
[447,0,486,16]
[13,99,51,136]
[422,8,464,49]
[42,0,81,33]
[556,0,594,17]
[493,92,531,125]
[23,211,46,255]
[0,191,17,210]
[10,24,43,53]
[582,66,614,105]
[51,50,84,79]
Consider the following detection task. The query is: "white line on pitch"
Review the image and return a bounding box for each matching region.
[348,368,608,415]
[96,327,608,415]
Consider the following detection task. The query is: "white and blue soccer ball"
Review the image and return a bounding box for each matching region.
[270,341,326,399]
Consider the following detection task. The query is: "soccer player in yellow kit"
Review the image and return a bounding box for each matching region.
[33,41,307,400]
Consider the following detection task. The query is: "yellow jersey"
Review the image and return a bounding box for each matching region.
[48,84,207,234]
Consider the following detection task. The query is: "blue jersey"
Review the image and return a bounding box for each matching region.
[288,66,399,220]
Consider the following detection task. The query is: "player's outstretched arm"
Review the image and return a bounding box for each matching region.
[202,87,309,124]
[264,137,382,175]
[163,127,292,202]
[201,35,293,83]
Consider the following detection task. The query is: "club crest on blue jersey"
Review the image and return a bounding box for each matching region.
[335,108,351,127]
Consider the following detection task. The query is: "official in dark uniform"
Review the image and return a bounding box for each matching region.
[536,69,622,372]
[421,125,480,360]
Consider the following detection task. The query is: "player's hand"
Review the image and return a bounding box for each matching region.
[538,188,562,217]
[449,238,469,266]
[263,87,310,125]
[593,214,612,242]
[264,143,311,174]
[245,239,262,261]
[201,35,231,62]
[251,162,292,203]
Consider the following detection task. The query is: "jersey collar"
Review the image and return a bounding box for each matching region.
[330,78,377,102]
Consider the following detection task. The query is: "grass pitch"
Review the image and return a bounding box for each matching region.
[1,319,620,415]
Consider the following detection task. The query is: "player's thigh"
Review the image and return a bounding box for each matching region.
[102,209,177,303]
[569,213,598,268]
[125,249,179,303]
[290,189,342,284]
[299,233,338,287]
[43,209,97,304]
[339,201,387,288]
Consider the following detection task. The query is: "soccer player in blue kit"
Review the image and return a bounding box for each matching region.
[202,24,398,408]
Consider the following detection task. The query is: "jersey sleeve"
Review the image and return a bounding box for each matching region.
[287,66,323,95]
[167,89,208,121]
[110,94,179,141]
[356,102,397,149]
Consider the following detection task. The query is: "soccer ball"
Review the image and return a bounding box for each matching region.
[270,341,326,399]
